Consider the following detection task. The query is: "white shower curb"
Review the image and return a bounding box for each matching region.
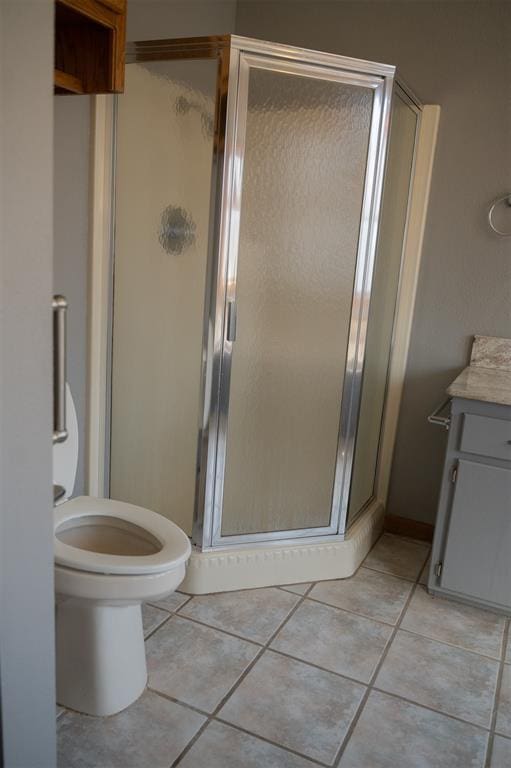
[181,500,384,594]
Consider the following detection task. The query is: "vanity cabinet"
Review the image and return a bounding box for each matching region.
[54,0,127,94]
[429,397,511,613]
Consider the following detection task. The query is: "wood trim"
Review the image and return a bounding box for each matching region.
[54,68,84,94]
[384,513,434,542]
[55,0,126,93]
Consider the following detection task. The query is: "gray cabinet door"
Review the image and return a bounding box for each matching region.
[441,460,511,606]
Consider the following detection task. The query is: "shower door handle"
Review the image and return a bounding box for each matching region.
[226,299,237,342]
[53,295,68,444]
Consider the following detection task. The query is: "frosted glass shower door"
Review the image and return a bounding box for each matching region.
[348,87,419,523]
[110,59,217,536]
[212,53,392,544]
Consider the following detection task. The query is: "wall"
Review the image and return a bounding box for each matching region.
[0,1,57,764]
[127,0,236,39]
[54,97,91,495]
[235,0,511,524]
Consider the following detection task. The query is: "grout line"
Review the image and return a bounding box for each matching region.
[361,563,425,584]
[170,719,210,768]
[332,553,427,766]
[143,611,175,642]
[277,585,312,595]
[148,594,193,614]
[396,626,506,663]
[213,716,329,767]
[170,582,318,767]
[303,593,408,628]
[163,611,264,647]
[266,646,373,689]
[149,688,211,719]
[370,686,493,733]
[142,595,194,642]
[485,617,510,767]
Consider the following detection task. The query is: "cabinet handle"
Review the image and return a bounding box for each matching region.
[53,295,68,444]
[427,398,452,430]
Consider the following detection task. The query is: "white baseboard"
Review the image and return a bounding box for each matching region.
[180,500,384,594]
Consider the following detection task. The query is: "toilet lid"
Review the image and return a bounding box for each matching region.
[54,496,191,575]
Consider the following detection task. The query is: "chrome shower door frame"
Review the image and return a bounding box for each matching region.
[345,81,422,530]
[200,36,395,550]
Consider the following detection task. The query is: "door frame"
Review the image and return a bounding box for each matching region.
[205,41,395,548]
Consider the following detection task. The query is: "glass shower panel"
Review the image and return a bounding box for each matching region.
[348,91,418,522]
[110,59,217,535]
[220,65,374,536]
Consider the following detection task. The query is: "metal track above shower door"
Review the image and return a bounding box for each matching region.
[200,37,395,550]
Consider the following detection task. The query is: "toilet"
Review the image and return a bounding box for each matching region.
[53,385,191,717]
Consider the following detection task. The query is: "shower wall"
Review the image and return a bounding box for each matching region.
[110,60,217,534]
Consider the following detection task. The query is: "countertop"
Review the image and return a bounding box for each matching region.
[447,365,511,407]
[447,335,511,407]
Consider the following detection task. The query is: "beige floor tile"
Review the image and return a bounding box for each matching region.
[219,650,365,765]
[142,604,169,638]
[419,556,431,585]
[146,615,259,713]
[364,534,429,581]
[57,690,205,768]
[376,630,499,728]
[490,735,511,767]
[310,567,412,625]
[339,690,488,768]
[179,720,315,767]
[149,591,190,613]
[401,586,505,658]
[271,599,391,683]
[506,634,510,663]
[496,664,511,737]
[280,583,312,596]
[179,588,299,643]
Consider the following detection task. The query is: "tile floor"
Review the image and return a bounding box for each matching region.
[57,533,511,768]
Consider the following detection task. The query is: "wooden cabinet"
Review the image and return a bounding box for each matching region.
[429,397,511,613]
[54,0,126,94]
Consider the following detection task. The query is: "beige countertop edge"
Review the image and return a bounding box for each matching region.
[447,365,511,407]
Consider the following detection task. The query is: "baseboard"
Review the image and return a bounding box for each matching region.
[384,513,434,543]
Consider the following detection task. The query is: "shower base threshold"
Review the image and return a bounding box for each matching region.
[181,500,384,594]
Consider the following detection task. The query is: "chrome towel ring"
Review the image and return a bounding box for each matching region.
[488,193,511,237]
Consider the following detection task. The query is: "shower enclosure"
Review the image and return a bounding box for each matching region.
[108,35,420,557]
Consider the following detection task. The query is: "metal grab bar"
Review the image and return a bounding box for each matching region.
[427,397,452,430]
[53,295,68,444]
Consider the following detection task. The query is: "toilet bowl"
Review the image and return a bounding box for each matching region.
[54,385,191,717]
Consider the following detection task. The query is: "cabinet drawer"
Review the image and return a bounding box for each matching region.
[460,413,511,461]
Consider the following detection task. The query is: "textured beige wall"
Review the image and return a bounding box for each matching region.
[110,61,216,534]
[235,0,511,524]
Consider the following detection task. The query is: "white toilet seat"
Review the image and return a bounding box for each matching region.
[54,496,191,576]
[53,386,192,716]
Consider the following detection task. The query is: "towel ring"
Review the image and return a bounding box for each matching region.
[488,193,511,237]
